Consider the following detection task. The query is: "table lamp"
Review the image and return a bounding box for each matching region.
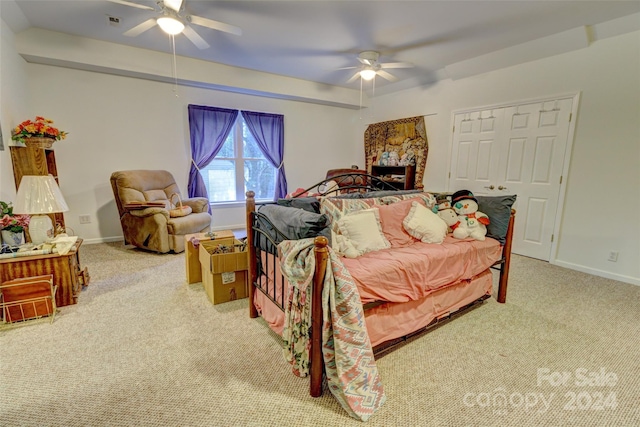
[13,175,69,245]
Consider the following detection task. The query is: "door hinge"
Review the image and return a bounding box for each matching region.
[448,172,451,179]
[551,234,554,242]
[560,176,563,185]
[569,113,572,122]
[452,125,455,133]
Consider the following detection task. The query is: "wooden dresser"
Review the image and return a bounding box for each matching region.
[0,239,89,307]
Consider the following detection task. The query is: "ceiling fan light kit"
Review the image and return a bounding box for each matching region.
[360,68,377,81]
[157,16,184,35]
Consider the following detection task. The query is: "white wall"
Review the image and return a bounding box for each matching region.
[366,31,640,285]
[0,18,30,204]
[15,28,366,110]
[2,24,362,242]
[20,64,361,239]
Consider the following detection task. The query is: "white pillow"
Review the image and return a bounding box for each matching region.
[403,201,448,244]
[336,208,390,256]
[331,230,360,258]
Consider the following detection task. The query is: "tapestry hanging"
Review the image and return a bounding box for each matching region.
[364,116,428,189]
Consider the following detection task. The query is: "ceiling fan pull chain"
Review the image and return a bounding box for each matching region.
[359,75,363,118]
[171,34,179,97]
[371,75,376,121]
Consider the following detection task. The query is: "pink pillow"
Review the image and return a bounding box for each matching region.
[377,198,427,247]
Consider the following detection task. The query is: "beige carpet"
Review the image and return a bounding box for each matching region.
[1,242,639,427]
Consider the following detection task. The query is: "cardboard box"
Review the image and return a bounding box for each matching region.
[198,238,249,305]
[185,230,235,284]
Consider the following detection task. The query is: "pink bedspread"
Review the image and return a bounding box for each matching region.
[253,236,501,335]
[343,235,501,304]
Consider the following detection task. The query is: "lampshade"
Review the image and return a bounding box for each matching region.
[13,175,69,244]
[360,69,377,81]
[157,16,185,35]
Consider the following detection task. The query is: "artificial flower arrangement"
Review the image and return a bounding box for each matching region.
[11,116,68,143]
[0,201,30,233]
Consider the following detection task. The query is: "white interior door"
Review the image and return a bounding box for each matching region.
[500,99,573,259]
[449,108,506,197]
[450,97,574,261]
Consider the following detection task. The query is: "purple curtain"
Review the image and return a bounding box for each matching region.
[187,105,239,211]
[241,111,287,199]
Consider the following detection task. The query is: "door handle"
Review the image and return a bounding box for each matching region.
[484,185,495,190]
[498,185,508,190]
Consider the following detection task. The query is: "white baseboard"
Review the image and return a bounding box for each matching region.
[211,224,246,232]
[82,236,124,245]
[551,259,640,286]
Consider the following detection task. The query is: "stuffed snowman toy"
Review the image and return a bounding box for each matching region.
[433,196,460,233]
[438,207,459,233]
[451,190,490,241]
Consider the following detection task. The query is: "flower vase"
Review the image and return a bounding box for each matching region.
[1,230,25,247]
[23,137,55,149]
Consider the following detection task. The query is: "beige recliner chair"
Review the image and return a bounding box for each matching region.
[110,170,211,253]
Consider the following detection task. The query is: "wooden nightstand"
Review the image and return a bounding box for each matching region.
[0,239,89,307]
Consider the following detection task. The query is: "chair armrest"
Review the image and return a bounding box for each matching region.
[127,207,170,219]
[182,197,210,213]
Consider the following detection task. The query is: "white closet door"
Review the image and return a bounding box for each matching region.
[449,108,506,197]
[449,97,574,261]
[500,99,573,260]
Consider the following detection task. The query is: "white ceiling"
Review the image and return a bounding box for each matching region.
[3,1,640,95]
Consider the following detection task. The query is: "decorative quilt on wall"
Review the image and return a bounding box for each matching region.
[364,116,428,189]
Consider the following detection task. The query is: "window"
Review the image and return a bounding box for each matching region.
[199,117,277,203]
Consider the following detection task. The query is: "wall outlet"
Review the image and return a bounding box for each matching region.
[79,215,91,224]
[607,251,619,262]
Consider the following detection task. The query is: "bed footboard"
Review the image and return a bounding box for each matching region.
[492,208,516,304]
[310,236,328,397]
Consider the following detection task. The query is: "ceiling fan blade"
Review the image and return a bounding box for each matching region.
[107,0,155,11]
[358,57,374,66]
[123,18,157,37]
[336,66,358,71]
[376,70,398,82]
[188,15,242,36]
[380,62,413,69]
[163,0,184,12]
[346,72,360,84]
[182,25,210,49]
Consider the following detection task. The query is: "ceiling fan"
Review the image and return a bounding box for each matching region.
[340,51,413,83]
[109,0,242,50]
